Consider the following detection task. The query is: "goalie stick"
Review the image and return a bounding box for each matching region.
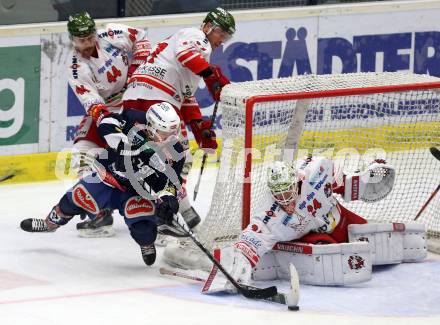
[414,147,440,221]
[172,212,278,300]
[159,267,299,310]
[0,173,14,183]
[193,100,219,201]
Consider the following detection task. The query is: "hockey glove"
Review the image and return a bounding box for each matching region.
[127,39,151,79]
[190,119,218,152]
[88,104,110,123]
[202,65,230,101]
[156,193,179,225]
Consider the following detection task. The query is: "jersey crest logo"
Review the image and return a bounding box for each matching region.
[348,255,365,270]
[324,182,332,197]
[128,28,138,42]
[75,85,90,95]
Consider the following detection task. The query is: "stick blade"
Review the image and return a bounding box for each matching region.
[430,147,440,161]
[193,189,198,201]
[287,263,300,307]
[241,285,277,299]
[0,174,14,182]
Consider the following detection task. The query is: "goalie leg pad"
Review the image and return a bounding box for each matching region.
[402,223,427,262]
[253,241,372,286]
[348,222,427,265]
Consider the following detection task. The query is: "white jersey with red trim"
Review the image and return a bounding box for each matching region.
[237,157,341,261]
[123,27,212,108]
[67,23,150,112]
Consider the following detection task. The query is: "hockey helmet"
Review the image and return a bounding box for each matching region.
[267,161,299,206]
[203,7,235,36]
[146,102,181,142]
[67,12,96,38]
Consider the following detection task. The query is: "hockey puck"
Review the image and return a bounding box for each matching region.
[288,305,299,311]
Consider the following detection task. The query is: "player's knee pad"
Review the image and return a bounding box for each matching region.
[253,241,372,286]
[348,222,427,265]
[129,220,157,246]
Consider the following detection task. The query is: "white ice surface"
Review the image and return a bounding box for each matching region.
[0,167,439,325]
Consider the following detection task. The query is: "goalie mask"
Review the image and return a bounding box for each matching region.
[267,161,299,206]
[145,102,180,143]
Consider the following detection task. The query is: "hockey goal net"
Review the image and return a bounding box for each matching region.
[164,72,440,270]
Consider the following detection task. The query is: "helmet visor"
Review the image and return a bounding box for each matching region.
[211,24,233,42]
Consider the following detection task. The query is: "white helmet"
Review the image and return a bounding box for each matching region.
[267,161,299,206]
[146,102,180,141]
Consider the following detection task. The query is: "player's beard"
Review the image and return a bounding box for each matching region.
[77,45,97,59]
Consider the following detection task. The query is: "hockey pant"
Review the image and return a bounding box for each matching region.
[57,173,158,246]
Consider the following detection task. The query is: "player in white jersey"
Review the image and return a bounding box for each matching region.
[66,12,151,237]
[122,7,235,236]
[202,156,412,292]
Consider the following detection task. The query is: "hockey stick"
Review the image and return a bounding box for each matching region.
[172,212,278,300]
[430,146,440,161]
[0,173,15,183]
[414,147,440,221]
[159,267,299,309]
[193,100,219,201]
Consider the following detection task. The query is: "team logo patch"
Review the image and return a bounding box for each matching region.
[324,182,332,197]
[250,224,260,232]
[348,255,365,270]
[75,85,90,95]
[125,196,154,218]
[72,184,99,214]
[393,223,406,232]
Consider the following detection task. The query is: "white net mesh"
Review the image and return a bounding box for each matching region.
[164,72,440,270]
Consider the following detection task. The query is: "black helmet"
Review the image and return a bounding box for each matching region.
[203,7,235,36]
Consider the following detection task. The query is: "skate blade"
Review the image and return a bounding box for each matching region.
[77,226,116,238]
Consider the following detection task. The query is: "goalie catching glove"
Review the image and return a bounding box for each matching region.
[200,65,230,101]
[342,159,395,202]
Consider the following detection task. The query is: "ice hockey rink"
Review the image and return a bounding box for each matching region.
[1,167,439,325]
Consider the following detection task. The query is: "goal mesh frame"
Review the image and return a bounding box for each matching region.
[242,81,440,230]
[164,72,440,270]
